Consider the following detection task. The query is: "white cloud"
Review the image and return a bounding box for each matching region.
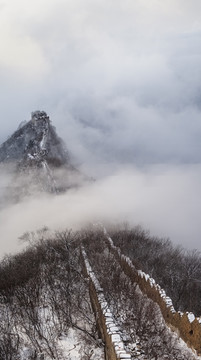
[0,1,201,254]
[1,164,201,257]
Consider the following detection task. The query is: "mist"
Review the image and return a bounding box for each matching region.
[1,1,201,170]
[0,1,201,256]
[1,164,201,257]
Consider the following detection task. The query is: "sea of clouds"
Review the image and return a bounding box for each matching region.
[0,0,201,256]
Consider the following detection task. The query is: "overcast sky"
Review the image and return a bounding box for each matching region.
[0,0,201,169]
[1,1,201,253]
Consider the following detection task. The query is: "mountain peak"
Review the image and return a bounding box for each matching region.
[31,110,49,121]
[0,111,84,199]
[0,111,69,167]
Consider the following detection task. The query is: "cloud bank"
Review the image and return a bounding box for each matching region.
[0,0,201,172]
[1,164,201,257]
[0,1,201,255]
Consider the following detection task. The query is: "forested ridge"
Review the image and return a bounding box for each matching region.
[109,225,201,316]
[0,225,200,359]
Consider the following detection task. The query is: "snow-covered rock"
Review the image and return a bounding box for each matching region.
[0,111,86,199]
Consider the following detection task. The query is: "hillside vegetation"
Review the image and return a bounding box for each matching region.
[0,225,200,359]
[109,224,201,315]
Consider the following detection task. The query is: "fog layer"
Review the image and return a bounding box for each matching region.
[1,164,201,257]
[0,1,201,256]
[0,1,201,170]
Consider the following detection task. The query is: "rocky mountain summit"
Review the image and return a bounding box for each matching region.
[0,111,84,200]
[0,111,69,167]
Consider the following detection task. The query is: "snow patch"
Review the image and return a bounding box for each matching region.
[187,313,196,323]
[81,247,131,359]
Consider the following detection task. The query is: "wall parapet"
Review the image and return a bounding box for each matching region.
[81,247,132,360]
[103,227,201,355]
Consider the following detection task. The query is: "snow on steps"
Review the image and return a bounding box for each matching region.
[102,226,201,355]
[81,247,132,360]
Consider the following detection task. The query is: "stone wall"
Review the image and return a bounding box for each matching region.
[81,247,131,360]
[105,232,201,354]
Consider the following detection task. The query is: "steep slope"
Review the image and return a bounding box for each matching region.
[0,229,105,360]
[0,111,84,200]
[0,111,69,167]
[0,227,199,360]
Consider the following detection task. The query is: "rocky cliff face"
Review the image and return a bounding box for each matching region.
[0,111,83,200]
[0,111,69,167]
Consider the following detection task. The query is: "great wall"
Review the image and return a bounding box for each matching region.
[80,227,201,358]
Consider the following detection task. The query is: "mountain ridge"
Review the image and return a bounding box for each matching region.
[0,111,85,199]
[0,111,69,167]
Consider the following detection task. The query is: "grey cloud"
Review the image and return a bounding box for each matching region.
[1,1,201,254]
[1,1,201,170]
[1,164,201,257]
